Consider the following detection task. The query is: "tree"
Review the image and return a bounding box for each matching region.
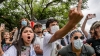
[0,0,88,30]
[0,0,5,3]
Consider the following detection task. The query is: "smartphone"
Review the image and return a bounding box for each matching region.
[1,23,5,29]
[88,14,96,19]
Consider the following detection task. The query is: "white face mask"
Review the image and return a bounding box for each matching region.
[73,39,83,50]
[43,32,48,35]
[51,25,59,34]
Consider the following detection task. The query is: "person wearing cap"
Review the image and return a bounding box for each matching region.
[57,30,95,56]
[33,22,44,56]
[86,21,100,56]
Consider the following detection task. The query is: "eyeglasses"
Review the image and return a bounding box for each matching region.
[74,36,84,40]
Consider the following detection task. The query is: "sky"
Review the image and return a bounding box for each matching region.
[78,0,100,33]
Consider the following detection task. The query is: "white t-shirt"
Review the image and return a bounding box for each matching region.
[34,34,44,50]
[43,33,61,56]
[3,44,36,56]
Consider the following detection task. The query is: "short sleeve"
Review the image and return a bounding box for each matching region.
[3,46,17,56]
[44,33,52,44]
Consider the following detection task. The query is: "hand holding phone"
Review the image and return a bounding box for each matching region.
[0,23,5,32]
[87,14,96,19]
[1,23,5,29]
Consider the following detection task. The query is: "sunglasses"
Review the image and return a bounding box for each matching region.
[74,36,84,40]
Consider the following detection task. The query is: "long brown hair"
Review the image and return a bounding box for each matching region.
[14,26,36,56]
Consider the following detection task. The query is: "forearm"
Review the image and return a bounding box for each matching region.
[0,32,1,43]
[8,42,12,45]
[0,44,4,56]
[9,41,12,44]
[6,41,12,45]
[49,1,84,42]
[81,18,88,37]
[49,19,79,43]
[82,18,88,29]
[0,50,4,56]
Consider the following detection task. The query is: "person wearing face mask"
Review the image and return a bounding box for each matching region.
[43,0,83,56]
[20,18,29,28]
[43,0,85,56]
[57,30,95,56]
[21,20,28,26]
[12,18,29,44]
[42,29,48,36]
[43,19,62,56]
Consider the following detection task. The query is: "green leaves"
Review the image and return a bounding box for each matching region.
[0,0,88,30]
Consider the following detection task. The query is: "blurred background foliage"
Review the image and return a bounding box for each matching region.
[0,0,88,30]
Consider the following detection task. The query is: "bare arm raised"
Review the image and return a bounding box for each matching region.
[81,14,90,38]
[49,0,83,43]
[0,27,4,56]
[81,14,95,38]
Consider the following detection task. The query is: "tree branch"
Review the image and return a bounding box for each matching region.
[39,0,59,19]
[16,1,30,19]
[27,0,31,11]
[42,0,57,14]
[30,0,37,21]
[30,0,33,20]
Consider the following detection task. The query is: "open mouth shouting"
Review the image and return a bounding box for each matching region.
[28,36,30,39]
[26,36,32,43]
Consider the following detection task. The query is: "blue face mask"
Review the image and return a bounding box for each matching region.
[21,20,27,26]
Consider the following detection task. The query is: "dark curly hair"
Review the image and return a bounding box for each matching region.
[70,30,84,38]
[46,19,58,28]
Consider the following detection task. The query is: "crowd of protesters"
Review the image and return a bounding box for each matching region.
[0,0,100,56]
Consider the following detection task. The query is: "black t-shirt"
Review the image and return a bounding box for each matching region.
[86,38,100,56]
